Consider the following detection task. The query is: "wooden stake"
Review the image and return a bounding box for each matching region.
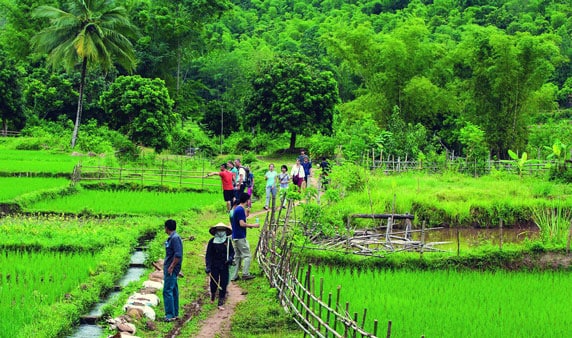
[567,220,572,255]
[386,320,392,338]
[499,219,503,251]
[457,227,460,257]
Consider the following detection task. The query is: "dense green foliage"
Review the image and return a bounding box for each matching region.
[1,0,572,163]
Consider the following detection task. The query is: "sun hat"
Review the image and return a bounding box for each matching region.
[209,222,232,236]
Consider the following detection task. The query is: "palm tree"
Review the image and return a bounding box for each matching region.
[31,0,137,148]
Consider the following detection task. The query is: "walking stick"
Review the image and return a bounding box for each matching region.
[209,273,223,290]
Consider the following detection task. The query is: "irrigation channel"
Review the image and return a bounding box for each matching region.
[68,244,150,337]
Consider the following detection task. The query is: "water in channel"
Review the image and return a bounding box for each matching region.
[68,249,148,338]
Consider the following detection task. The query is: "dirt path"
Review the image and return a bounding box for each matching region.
[193,280,247,338]
[187,209,268,338]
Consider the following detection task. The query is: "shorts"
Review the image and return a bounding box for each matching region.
[223,190,234,202]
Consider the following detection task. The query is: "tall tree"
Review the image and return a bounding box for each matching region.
[31,0,137,148]
[245,54,340,150]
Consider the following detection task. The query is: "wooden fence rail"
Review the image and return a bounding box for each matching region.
[0,130,20,137]
[256,201,383,337]
[72,164,219,190]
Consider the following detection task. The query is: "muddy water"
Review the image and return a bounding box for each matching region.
[409,227,539,250]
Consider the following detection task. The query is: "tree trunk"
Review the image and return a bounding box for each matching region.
[71,57,88,149]
[289,132,297,151]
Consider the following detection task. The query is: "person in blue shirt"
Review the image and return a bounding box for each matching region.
[264,163,278,210]
[301,156,312,188]
[230,193,260,281]
[163,219,183,322]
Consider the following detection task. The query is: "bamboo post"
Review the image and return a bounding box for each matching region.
[456,227,460,257]
[160,159,164,186]
[420,220,426,258]
[311,275,315,327]
[318,277,324,333]
[343,302,350,336]
[361,309,367,334]
[326,293,332,337]
[373,319,378,336]
[386,320,392,338]
[567,220,572,255]
[333,286,341,332]
[352,312,358,338]
[305,265,312,325]
[499,219,503,251]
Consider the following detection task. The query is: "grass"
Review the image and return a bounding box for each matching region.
[324,171,572,228]
[6,146,572,338]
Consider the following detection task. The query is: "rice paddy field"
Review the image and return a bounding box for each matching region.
[310,266,572,337]
[0,250,99,335]
[0,149,103,173]
[2,146,572,337]
[0,216,160,337]
[25,188,221,215]
[0,177,71,202]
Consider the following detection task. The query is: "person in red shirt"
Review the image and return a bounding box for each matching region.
[206,163,235,212]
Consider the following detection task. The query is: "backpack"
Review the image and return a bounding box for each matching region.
[244,171,254,188]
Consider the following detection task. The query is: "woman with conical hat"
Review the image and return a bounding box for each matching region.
[205,223,234,310]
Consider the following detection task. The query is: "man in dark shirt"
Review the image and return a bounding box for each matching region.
[163,219,183,322]
[230,193,260,281]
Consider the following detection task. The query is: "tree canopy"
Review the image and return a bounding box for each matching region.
[245,55,340,150]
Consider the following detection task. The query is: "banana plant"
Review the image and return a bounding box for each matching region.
[507,150,529,177]
[544,140,568,172]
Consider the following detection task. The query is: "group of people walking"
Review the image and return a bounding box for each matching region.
[263,150,331,209]
[162,151,332,320]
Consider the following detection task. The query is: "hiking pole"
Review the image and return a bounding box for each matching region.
[208,273,223,290]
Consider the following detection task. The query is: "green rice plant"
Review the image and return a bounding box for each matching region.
[0,215,159,337]
[532,201,572,244]
[0,215,160,251]
[0,177,71,202]
[25,188,221,216]
[0,149,111,174]
[310,266,572,337]
[0,251,98,337]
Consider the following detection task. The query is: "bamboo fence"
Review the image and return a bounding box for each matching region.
[256,201,385,338]
[363,149,557,175]
[71,163,219,190]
